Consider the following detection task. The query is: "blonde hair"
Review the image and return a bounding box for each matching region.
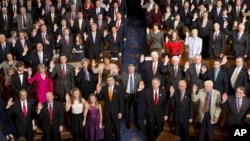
[88,93,99,108]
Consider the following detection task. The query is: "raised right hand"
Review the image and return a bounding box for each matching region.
[192,84,198,93]
[50,60,55,69]
[169,86,175,94]
[184,61,190,70]
[7,98,14,107]
[140,54,145,63]
[222,93,228,102]
[37,103,43,111]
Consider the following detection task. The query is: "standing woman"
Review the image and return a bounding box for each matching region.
[147,4,162,29]
[65,88,86,141]
[146,24,164,57]
[165,30,183,57]
[72,34,85,61]
[27,64,54,103]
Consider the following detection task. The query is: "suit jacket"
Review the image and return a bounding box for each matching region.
[170,90,194,123]
[13,39,32,63]
[85,31,104,59]
[231,6,243,22]
[161,64,186,89]
[201,69,228,94]
[208,31,226,56]
[95,20,108,35]
[170,20,184,37]
[117,0,127,16]
[180,8,193,27]
[110,20,127,39]
[72,18,90,34]
[26,6,38,21]
[222,29,250,57]
[197,19,213,38]
[43,13,61,32]
[97,85,124,118]
[0,14,12,36]
[185,63,205,89]
[7,99,36,138]
[33,31,55,53]
[105,33,123,54]
[0,42,13,63]
[27,50,53,72]
[139,61,165,88]
[11,72,31,100]
[90,7,106,21]
[210,7,223,22]
[140,88,168,123]
[192,89,221,124]
[221,96,250,125]
[108,8,124,21]
[66,0,83,12]
[14,13,33,32]
[56,35,74,60]
[119,72,141,94]
[50,64,75,94]
[39,101,64,133]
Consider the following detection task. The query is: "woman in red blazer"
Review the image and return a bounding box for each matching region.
[165,30,183,57]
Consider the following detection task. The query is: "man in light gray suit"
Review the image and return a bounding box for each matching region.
[117,64,142,129]
[49,54,74,102]
[13,7,33,32]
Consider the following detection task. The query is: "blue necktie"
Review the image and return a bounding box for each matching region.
[129,74,134,94]
[214,69,219,81]
[84,69,90,81]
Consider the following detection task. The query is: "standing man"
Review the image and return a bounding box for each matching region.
[6,89,37,141]
[13,7,33,32]
[118,64,141,129]
[49,55,74,102]
[192,80,222,141]
[96,75,124,141]
[37,92,64,141]
[169,80,194,141]
[138,77,168,141]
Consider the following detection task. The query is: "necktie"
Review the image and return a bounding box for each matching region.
[154,90,158,106]
[114,9,117,20]
[109,87,113,101]
[23,15,26,28]
[238,32,241,41]
[58,3,61,10]
[180,92,184,103]
[204,92,210,112]
[71,12,74,21]
[196,65,200,76]
[185,9,187,16]
[237,7,240,17]
[62,65,66,77]
[84,69,90,81]
[96,8,99,15]
[93,32,96,43]
[153,62,157,75]
[129,74,134,94]
[66,37,69,46]
[200,12,203,19]
[217,8,220,16]
[98,21,102,29]
[116,21,120,30]
[22,102,27,117]
[2,43,5,52]
[79,20,82,30]
[237,99,241,113]
[231,67,240,88]
[39,52,43,64]
[174,66,178,77]
[42,33,46,44]
[214,69,218,81]
[213,32,217,41]
[51,14,54,23]
[46,5,49,14]
[4,16,7,29]
[49,104,53,124]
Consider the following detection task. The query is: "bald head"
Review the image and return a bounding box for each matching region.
[46,92,54,102]
[178,80,187,92]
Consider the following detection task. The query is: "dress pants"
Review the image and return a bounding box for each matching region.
[198,112,214,141]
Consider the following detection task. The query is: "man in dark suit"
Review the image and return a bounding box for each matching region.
[210,0,223,22]
[96,75,124,141]
[221,57,248,95]
[11,61,31,101]
[26,0,38,21]
[0,34,13,63]
[221,86,250,140]
[95,13,108,35]
[27,43,53,73]
[54,19,69,36]
[231,0,244,22]
[223,23,249,58]
[90,0,106,21]
[117,0,128,18]
[138,77,168,141]
[104,26,123,57]
[37,92,64,141]
[84,23,104,59]
[110,12,127,41]
[0,7,12,37]
[118,64,142,129]
[6,89,37,141]
[75,58,97,99]
[201,59,228,94]
[49,54,74,102]
[180,1,193,27]
[161,56,186,90]
[54,0,65,14]
[170,14,184,39]
[139,51,165,88]
[208,23,226,58]
[184,54,205,89]
[43,6,61,33]
[56,28,74,60]
[169,80,194,141]
[108,2,124,21]
[72,11,89,35]
[64,4,77,26]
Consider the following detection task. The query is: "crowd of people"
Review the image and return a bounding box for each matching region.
[0,0,250,141]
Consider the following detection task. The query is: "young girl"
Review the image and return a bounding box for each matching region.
[83,94,104,141]
[72,34,85,61]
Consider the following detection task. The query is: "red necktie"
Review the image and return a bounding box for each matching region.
[213,32,217,41]
[204,92,210,112]
[180,92,184,103]
[23,15,26,28]
[174,66,178,77]
[154,90,158,106]
[237,99,241,113]
[116,21,120,30]
[22,102,27,117]
[65,37,69,46]
[71,12,74,21]
[62,65,66,77]
[49,104,53,124]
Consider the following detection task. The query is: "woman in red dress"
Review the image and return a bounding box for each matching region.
[165,30,183,57]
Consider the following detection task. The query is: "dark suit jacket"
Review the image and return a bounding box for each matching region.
[185,63,205,89]
[7,99,36,139]
[43,13,61,32]
[75,68,97,99]
[50,63,75,94]
[110,20,127,39]
[90,7,106,21]
[33,31,55,53]
[200,69,228,94]
[11,72,31,100]
[97,85,124,118]
[170,20,184,37]
[27,50,53,72]
[105,33,123,54]
[119,72,141,94]
[222,29,250,57]
[0,14,12,36]
[26,6,38,21]
[210,7,223,22]
[221,96,250,125]
[56,36,74,60]
[108,8,124,21]
[208,31,226,56]
[180,8,193,27]
[72,18,90,34]
[95,20,108,35]
[139,61,165,88]
[231,6,243,22]
[13,39,32,63]
[140,88,168,123]
[170,90,194,123]
[85,31,104,59]
[0,42,13,63]
[39,101,64,133]
[117,0,127,16]
[160,64,186,89]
